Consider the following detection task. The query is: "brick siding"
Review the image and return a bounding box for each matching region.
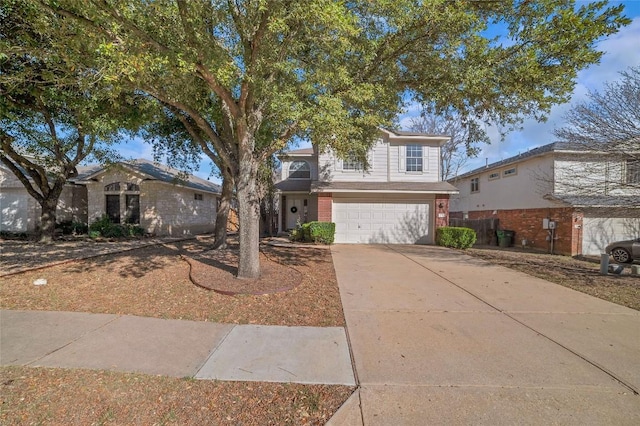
[453,207,581,255]
[434,195,450,228]
[317,193,333,222]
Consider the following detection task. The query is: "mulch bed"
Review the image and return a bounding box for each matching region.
[182,246,303,295]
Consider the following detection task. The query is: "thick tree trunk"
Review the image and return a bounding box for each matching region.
[235,155,261,279]
[38,198,58,243]
[212,172,234,250]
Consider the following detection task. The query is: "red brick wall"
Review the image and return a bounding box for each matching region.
[434,195,450,228]
[317,193,332,222]
[454,207,580,255]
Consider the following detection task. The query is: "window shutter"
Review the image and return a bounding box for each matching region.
[398,146,406,172]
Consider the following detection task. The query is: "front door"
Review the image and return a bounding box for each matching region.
[286,197,307,230]
[106,195,120,223]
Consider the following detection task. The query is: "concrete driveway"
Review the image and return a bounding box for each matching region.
[328,244,640,425]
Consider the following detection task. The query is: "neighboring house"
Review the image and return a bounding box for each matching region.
[275,129,459,244]
[449,142,640,256]
[0,159,221,236]
[0,163,89,233]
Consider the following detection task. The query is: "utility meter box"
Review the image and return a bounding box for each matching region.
[543,218,549,229]
[549,221,557,229]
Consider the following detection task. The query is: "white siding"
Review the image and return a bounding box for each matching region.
[450,156,556,213]
[318,140,388,182]
[389,143,440,182]
[554,157,640,197]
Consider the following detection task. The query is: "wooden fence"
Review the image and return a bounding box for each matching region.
[449,217,499,246]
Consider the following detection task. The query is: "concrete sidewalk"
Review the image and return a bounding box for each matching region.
[0,310,355,386]
[329,244,640,425]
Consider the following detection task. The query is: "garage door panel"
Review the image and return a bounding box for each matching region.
[333,199,432,244]
[1,193,28,232]
[583,217,640,255]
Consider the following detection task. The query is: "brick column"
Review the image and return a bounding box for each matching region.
[434,195,450,228]
[317,193,333,222]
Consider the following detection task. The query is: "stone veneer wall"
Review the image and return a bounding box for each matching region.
[86,170,217,236]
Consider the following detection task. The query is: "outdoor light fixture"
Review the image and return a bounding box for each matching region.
[438,202,444,209]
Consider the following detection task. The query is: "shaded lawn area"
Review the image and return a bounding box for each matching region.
[0,237,352,425]
[1,237,345,326]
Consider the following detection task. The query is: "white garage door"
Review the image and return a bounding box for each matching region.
[333,199,432,244]
[582,217,640,255]
[0,192,28,232]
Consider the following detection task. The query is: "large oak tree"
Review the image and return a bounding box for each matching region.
[0,0,143,242]
[39,0,627,277]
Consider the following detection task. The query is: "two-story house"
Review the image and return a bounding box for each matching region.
[449,142,640,256]
[275,129,459,244]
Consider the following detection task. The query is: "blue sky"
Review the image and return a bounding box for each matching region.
[116,1,640,181]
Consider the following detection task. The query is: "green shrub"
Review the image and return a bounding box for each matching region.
[56,220,88,235]
[436,226,477,249]
[301,222,312,241]
[309,221,335,244]
[89,215,144,238]
[288,221,336,244]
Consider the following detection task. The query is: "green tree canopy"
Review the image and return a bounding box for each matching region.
[0,0,146,241]
[38,0,628,276]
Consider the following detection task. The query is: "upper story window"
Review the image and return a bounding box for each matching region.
[194,193,203,201]
[406,145,423,172]
[471,177,480,193]
[626,159,640,184]
[289,161,311,179]
[503,167,517,177]
[104,182,120,192]
[125,182,140,191]
[343,154,364,171]
[488,172,500,180]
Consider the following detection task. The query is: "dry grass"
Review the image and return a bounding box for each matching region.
[465,246,640,311]
[0,367,353,425]
[0,235,352,425]
[1,236,345,326]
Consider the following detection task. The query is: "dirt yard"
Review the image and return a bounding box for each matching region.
[0,235,352,425]
[464,246,639,311]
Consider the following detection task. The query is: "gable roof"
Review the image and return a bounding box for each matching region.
[451,141,588,181]
[281,147,315,156]
[76,159,221,194]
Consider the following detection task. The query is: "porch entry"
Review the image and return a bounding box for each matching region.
[286,196,309,230]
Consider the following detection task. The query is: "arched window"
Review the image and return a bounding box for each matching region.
[104,182,120,191]
[289,161,310,179]
[125,182,140,191]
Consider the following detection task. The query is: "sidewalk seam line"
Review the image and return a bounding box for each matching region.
[192,324,236,379]
[26,314,122,367]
